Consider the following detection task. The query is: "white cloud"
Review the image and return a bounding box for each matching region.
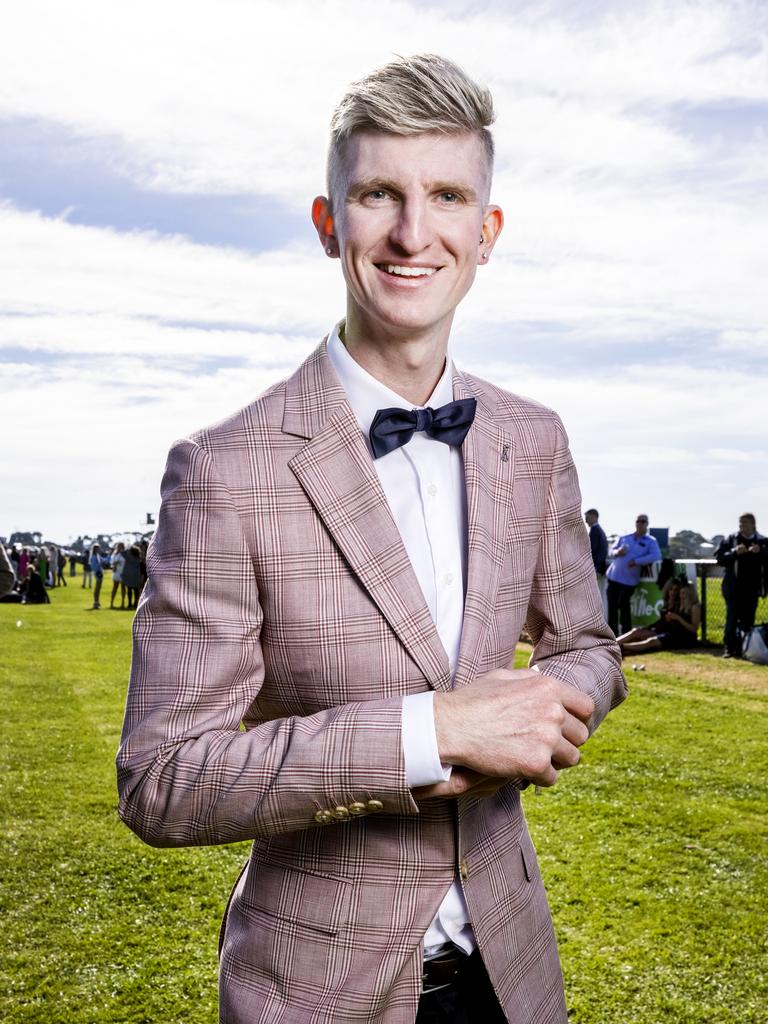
[718,327,768,351]
[1,1,766,200]
[0,203,344,333]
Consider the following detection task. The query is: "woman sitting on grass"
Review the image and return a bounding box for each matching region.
[20,565,50,605]
[617,577,700,656]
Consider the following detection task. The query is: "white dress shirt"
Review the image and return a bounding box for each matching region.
[327,322,475,956]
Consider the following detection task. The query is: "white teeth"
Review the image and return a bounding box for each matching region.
[384,264,435,277]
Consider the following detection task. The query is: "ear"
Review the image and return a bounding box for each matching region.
[478,205,504,265]
[312,196,338,257]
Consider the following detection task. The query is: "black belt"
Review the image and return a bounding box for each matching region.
[422,949,469,993]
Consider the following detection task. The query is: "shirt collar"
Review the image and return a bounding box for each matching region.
[326,320,455,437]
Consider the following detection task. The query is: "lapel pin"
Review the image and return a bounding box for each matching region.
[501,444,510,463]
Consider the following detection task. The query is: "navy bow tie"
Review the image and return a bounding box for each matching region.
[369,398,477,459]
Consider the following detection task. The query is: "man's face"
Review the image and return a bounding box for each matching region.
[740,516,756,535]
[320,131,502,341]
[635,517,649,535]
[585,512,597,526]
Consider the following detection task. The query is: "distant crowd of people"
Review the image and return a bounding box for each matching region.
[585,508,767,660]
[0,541,148,608]
[2,513,766,660]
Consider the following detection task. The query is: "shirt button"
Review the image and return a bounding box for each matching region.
[427,484,438,497]
[444,573,454,586]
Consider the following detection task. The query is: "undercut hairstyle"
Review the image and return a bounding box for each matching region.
[327,54,495,209]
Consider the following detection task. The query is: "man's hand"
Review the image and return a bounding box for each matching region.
[413,769,511,802]
[433,667,594,789]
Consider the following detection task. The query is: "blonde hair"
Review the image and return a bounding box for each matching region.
[663,578,700,618]
[327,54,495,208]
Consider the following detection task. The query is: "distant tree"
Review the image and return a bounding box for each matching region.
[9,530,43,546]
[669,530,708,558]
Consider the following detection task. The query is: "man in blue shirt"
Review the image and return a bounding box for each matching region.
[606,514,662,636]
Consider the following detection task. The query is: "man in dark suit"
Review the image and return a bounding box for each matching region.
[118,54,626,1023]
[585,508,608,614]
[715,513,768,658]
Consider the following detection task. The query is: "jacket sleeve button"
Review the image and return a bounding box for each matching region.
[333,806,350,820]
[366,799,384,813]
[348,802,366,816]
[314,810,332,824]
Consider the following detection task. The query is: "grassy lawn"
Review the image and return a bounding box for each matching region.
[1,576,766,1023]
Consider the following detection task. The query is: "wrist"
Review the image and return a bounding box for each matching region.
[433,692,461,765]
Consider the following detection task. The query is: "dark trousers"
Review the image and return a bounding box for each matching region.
[607,579,635,636]
[416,951,507,1024]
[723,585,760,656]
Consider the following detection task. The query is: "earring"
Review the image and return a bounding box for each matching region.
[482,252,489,260]
[479,236,484,243]
[326,246,333,255]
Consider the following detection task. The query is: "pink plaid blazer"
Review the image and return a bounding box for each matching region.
[118,341,626,1023]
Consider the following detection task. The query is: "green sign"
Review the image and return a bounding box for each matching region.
[631,566,664,626]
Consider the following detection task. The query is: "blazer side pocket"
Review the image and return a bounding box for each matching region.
[237,857,352,936]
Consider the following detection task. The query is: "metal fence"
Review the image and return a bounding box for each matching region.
[689,559,768,646]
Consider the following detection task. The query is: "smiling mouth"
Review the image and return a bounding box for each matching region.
[376,263,438,278]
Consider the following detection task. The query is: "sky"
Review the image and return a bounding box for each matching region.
[1,0,767,545]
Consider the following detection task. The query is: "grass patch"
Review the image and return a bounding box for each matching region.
[1,580,766,1022]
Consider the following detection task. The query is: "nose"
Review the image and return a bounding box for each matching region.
[388,196,434,254]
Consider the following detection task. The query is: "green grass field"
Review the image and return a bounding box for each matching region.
[1,574,766,1023]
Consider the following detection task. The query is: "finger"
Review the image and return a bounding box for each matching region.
[557,683,595,723]
[561,711,590,748]
[550,735,581,770]
[448,768,486,795]
[412,782,446,801]
[528,762,559,788]
[413,770,486,801]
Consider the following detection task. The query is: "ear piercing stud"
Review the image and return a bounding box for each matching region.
[326,246,333,255]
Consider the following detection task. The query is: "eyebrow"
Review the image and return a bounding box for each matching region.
[346,177,480,203]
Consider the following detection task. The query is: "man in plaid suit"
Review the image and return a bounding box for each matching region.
[118,54,626,1024]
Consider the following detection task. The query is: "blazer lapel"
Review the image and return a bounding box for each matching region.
[453,371,515,689]
[284,344,452,692]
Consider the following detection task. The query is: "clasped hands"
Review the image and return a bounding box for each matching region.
[735,542,760,556]
[413,665,594,802]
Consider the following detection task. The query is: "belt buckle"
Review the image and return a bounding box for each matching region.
[422,949,464,994]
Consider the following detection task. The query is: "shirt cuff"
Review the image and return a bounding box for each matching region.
[401,691,452,788]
